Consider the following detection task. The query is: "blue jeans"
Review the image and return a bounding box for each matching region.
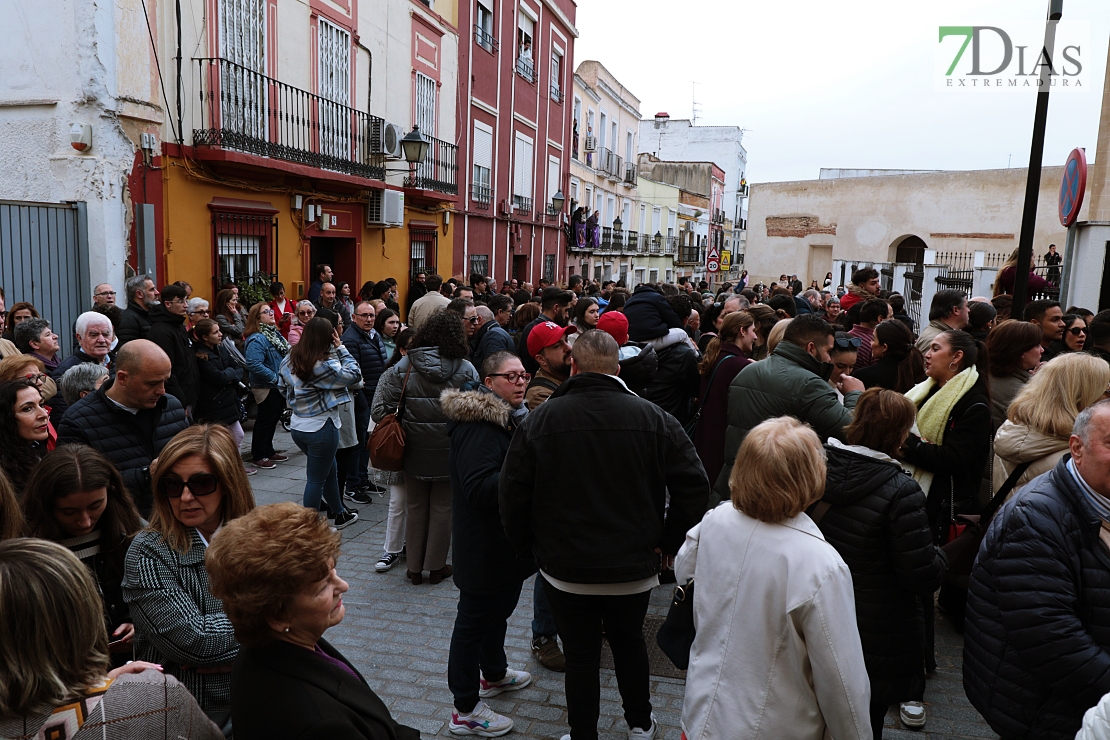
[532,574,558,640]
[290,419,346,515]
[447,583,522,713]
[346,392,371,489]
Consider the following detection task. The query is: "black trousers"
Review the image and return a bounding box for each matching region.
[251,388,285,461]
[542,581,652,740]
[447,583,522,713]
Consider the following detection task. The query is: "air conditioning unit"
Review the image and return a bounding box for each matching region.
[584,136,597,152]
[367,189,405,227]
[371,120,405,159]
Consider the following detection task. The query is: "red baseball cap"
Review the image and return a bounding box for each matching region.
[596,311,629,346]
[527,321,577,357]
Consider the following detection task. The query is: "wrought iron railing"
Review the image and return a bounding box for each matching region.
[677,245,701,264]
[665,236,678,255]
[601,227,613,249]
[650,234,663,254]
[515,56,535,82]
[470,183,492,207]
[512,195,532,215]
[474,24,498,53]
[628,231,640,253]
[550,84,564,103]
[545,205,561,221]
[624,164,636,185]
[613,229,624,249]
[192,57,385,181]
[403,133,459,194]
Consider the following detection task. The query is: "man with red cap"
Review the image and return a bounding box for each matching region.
[524,321,576,410]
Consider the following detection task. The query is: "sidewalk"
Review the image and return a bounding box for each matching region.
[244,424,998,739]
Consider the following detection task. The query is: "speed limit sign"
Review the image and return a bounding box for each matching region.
[707,259,720,272]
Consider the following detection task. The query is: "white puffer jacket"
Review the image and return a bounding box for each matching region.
[1076,692,1110,740]
[993,420,1069,497]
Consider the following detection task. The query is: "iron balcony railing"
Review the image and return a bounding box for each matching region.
[512,194,532,215]
[192,57,385,181]
[550,84,564,104]
[665,236,678,256]
[515,56,535,83]
[474,24,498,53]
[623,164,636,185]
[613,229,624,249]
[601,227,613,249]
[546,204,561,221]
[403,133,459,195]
[470,183,492,208]
[650,235,663,254]
[627,231,640,253]
[677,246,702,265]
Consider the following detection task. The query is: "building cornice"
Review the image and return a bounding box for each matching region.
[541,0,578,38]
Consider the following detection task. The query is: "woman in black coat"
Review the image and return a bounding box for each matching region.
[207,503,420,740]
[192,319,248,448]
[853,319,925,394]
[814,388,946,737]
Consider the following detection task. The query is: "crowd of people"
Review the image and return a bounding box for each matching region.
[3,261,1110,740]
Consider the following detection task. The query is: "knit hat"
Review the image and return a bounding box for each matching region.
[596,311,629,346]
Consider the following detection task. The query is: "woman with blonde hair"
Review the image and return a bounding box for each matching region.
[123,424,255,730]
[677,417,871,740]
[0,538,220,738]
[745,304,780,361]
[994,352,1110,496]
[765,316,792,357]
[693,311,756,484]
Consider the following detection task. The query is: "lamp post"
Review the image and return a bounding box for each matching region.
[1012,0,1064,312]
[400,126,430,165]
[551,189,565,214]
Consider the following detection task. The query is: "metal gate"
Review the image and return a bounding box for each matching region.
[0,201,90,356]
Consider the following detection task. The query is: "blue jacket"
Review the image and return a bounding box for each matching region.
[341,323,387,404]
[244,333,284,389]
[470,321,517,378]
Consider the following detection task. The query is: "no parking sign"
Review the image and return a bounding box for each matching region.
[1059,148,1087,227]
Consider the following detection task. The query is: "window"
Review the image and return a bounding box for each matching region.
[475,0,496,52]
[469,254,489,277]
[572,98,581,159]
[599,112,607,151]
[550,51,563,102]
[544,254,555,283]
[218,235,260,282]
[547,156,560,216]
[415,72,436,136]
[625,131,633,163]
[569,178,578,201]
[652,207,661,235]
[318,19,351,159]
[639,203,647,233]
[210,205,276,286]
[665,269,673,282]
[512,133,534,212]
[219,0,266,139]
[650,268,659,283]
[515,11,534,81]
[471,122,493,205]
[410,229,437,276]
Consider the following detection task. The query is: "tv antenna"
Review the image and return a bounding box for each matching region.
[692,82,701,126]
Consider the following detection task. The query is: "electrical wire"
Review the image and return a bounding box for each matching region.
[140,0,181,145]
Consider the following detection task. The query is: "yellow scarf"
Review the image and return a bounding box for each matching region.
[903,366,979,494]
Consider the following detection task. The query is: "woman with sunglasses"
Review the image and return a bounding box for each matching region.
[0,378,51,490]
[287,300,317,345]
[279,317,363,530]
[21,445,142,664]
[244,302,291,471]
[123,424,255,730]
[1043,314,1088,362]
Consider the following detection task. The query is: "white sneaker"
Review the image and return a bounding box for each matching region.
[478,667,532,698]
[628,714,657,740]
[899,701,926,728]
[449,700,513,737]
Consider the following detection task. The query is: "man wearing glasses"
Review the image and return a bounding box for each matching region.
[342,301,388,502]
[93,283,117,307]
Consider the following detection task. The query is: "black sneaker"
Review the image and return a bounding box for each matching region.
[344,488,374,505]
[333,510,359,530]
[375,552,401,572]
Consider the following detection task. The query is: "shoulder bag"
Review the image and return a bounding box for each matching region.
[683,355,731,439]
[366,363,411,472]
[656,578,696,670]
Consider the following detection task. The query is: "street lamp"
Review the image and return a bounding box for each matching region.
[551,190,565,213]
[613,216,623,232]
[400,126,430,165]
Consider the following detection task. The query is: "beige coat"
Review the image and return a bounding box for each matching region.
[993,420,1069,497]
[676,503,871,740]
[406,291,449,331]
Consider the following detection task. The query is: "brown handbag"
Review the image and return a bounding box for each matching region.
[367,363,411,472]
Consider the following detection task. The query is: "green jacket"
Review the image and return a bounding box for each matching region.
[711,341,861,506]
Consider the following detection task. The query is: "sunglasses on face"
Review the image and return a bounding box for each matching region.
[158,473,219,498]
[1068,327,1087,336]
[464,316,480,323]
[834,336,862,350]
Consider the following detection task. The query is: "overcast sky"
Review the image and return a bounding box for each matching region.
[574,0,1109,184]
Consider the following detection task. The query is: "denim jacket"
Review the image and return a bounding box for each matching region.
[244,333,285,389]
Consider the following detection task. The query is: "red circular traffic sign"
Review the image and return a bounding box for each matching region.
[1059,147,1087,227]
[707,259,720,272]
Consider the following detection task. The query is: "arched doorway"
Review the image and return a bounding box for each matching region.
[891,235,927,270]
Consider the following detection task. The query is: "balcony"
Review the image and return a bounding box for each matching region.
[665,236,678,255]
[677,246,702,265]
[612,229,624,249]
[474,24,498,53]
[627,231,640,253]
[512,194,532,216]
[403,133,459,195]
[550,84,564,104]
[649,234,663,254]
[601,226,613,249]
[598,149,623,181]
[192,57,385,181]
[515,56,535,83]
[470,183,492,208]
[546,204,561,221]
[623,164,637,186]
[738,217,747,230]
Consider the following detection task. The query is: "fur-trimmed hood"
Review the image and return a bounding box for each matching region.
[441,387,526,431]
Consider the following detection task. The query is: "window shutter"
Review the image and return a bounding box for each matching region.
[477,0,492,9]
[474,125,493,170]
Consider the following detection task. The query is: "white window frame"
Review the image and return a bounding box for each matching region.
[512,132,535,210]
[415,72,437,136]
[318,19,351,159]
[547,155,561,214]
[472,121,493,203]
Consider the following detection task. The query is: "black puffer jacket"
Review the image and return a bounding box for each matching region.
[640,329,700,427]
[617,344,658,397]
[623,285,682,343]
[499,373,709,583]
[901,379,992,544]
[57,381,189,517]
[964,456,1110,740]
[194,342,241,426]
[147,305,199,408]
[816,443,946,696]
[443,388,535,593]
[341,323,387,403]
[117,301,152,345]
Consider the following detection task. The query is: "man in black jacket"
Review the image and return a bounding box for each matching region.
[342,300,387,501]
[470,299,516,375]
[146,283,199,410]
[626,290,699,427]
[499,330,709,740]
[964,400,1110,740]
[443,351,535,736]
[57,340,189,517]
[117,273,160,345]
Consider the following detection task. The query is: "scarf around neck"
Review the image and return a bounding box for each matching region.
[260,323,290,356]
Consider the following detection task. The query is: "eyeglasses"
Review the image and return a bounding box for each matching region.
[189,310,210,316]
[95,290,116,297]
[260,308,274,315]
[833,336,862,350]
[464,316,480,323]
[158,473,220,498]
[297,310,316,316]
[1068,327,1087,336]
[488,371,531,384]
[23,372,46,383]
[354,312,374,319]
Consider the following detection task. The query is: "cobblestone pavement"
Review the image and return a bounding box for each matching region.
[244,425,998,739]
